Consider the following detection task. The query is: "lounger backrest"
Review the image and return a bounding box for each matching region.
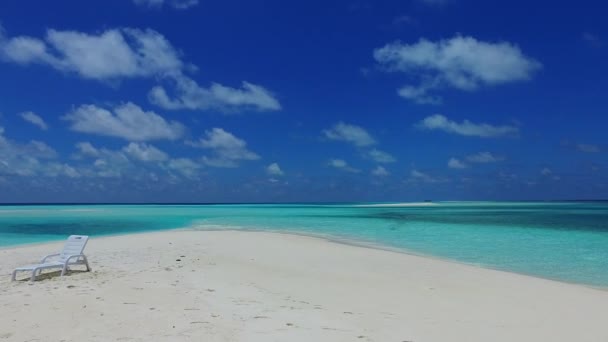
[59,235,89,261]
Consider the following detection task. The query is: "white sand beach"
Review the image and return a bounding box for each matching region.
[1,230,608,342]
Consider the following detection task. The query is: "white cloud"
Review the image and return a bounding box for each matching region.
[94,159,107,167]
[582,32,604,48]
[371,165,389,176]
[466,152,504,163]
[540,168,560,181]
[44,163,81,178]
[577,143,600,153]
[133,0,199,10]
[1,133,204,182]
[329,159,360,173]
[367,149,396,163]
[0,126,60,177]
[75,142,100,157]
[72,141,202,180]
[122,142,168,162]
[392,15,416,27]
[266,162,284,176]
[1,25,280,114]
[0,156,40,176]
[416,114,519,138]
[172,0,198,9]
[448,157,467,169]
[134,0,164,7]
[323,122,376,147]
[416,0,447,5]
[73,142,131,178]
[25,141,57,159]
[19,111,48,130]
[408,169,448,183]
[167,158,201,178]
[188,128,260,168]
[374,36,541,103]
[63,102,185,141]
[0,127,57,159]
[149,74,281,112]
[330,159,347,168]
[397,83,442,105]
[0,27,184,80]
[497,172,518,184]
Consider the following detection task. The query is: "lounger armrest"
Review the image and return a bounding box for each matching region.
[40,253,61,263]
[64,254,86,264]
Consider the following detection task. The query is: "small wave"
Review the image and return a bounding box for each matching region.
[353,202,439,208]
[60,209,104,212]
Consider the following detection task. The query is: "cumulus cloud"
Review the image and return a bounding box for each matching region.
[133,0,199,9]
[466,152,504,163]
[44,163,81,178]
[266,162,284,176]
[133,0,164,7]
[25,141,57,159]
[582,32,604,48]
[122,142,168,162]
[0,127,57,159]
[416,114,519,138]
[391,15,416,28]
[323,122,376,147]
[374,35,541,103]
[2,131,204,182]
[1,25,280,114]
[577,143,601,153]
[149,74,281,112]
[448,157,467,169]
[371,165,389,176]
[407,169,448,183]
[63,102,185,141]
[540,168,560,181]
[416,0,448,5]
[73,142,131,178]
[329,159,360,173]
[167,158,201,178]
[72,141,202,180]
[188,128,260,168]
[19,111,48,130]
[75,142,100,157]
[397,82,442,105]
[367,149,396,163]
[0,126,65,177]
[0,27,184,80]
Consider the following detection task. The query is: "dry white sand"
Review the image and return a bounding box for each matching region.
[1,230,607,342]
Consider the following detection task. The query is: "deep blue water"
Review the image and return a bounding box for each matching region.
[1,202,608,287]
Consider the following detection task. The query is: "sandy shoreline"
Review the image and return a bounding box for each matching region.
[1,230,608,341]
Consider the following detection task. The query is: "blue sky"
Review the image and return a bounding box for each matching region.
[0,0,606,203]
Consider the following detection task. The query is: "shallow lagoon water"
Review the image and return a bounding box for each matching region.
[1,202,608,287]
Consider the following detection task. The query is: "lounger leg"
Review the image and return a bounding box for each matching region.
[30,269,37,282]
[61,263,69,276]
[82,255,91,272]
[11,270,17,281]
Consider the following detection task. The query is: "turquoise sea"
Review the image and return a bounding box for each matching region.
[1,202,608,287]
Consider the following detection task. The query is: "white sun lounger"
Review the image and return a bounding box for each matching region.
[11,235,91,282]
